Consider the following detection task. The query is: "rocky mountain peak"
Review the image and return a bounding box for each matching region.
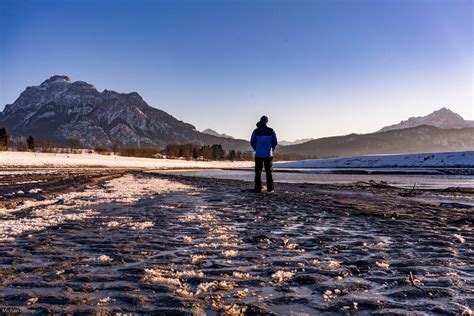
[378,107,473,133]
[428,107,463,120]
[40,75,71,87]
[0,76,250,151]
[202,128,234,139]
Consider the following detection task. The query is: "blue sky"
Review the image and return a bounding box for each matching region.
[0,0,472,141]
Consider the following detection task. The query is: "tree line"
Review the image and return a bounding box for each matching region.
[0,128,82,153]
[164,143,244,161]
[0,128,248,161]
[0,128,309,161]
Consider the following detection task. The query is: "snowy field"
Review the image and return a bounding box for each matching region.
[3,151,473,170]
[0,151,253,169]
[275,151,474,169]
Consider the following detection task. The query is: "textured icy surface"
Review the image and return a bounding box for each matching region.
[275,151,474,168]
[0,173,472,314]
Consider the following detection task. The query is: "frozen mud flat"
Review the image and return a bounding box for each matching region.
[0,172,472,314]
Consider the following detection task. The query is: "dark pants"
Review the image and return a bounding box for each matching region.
[254,157,274,192]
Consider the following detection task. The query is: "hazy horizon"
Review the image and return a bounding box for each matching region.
[1,0,472,141]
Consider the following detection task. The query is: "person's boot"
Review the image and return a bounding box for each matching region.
[267,183,275,193]
[251,188,262,193]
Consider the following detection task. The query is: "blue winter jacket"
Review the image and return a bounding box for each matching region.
[250,122,278,158]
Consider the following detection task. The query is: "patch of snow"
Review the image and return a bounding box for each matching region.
[375,261,390,269]
[222,249,238,257]
[452,234,465,244]
[217,280,235,291]
[97,255,112,262]
[235,289,249,299]
[182,236,193,243]
[326,260,341,270]
[23,111,37,123]
[37,111,56,119]
[128,221,154,230]
[191,254,206,264]
[0,174,192,242]
[28,188,43,194]
[142,268,182,287]
[196,281,218,295]
[175,270,205,278]
[97,297,111,305]
[232,271,251,280]
[271,270,294,283]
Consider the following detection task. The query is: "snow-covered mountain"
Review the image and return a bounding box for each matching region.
[0,76,250,150]
[378,108,474,133]
[202,128,234,139]
[279,138,314,146]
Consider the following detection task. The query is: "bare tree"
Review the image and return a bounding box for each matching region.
[38,138,54,152]
[0,127,9,150]
[26,135,35,151]
[66,138,81,153]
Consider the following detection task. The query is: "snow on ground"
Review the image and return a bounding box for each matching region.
[275,151,474,169]
[0,151,252,169]
[0,174,192,241]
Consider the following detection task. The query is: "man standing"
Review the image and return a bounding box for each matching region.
[250,115,278,193]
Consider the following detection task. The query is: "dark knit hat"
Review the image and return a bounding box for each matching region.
[260,115,269,124]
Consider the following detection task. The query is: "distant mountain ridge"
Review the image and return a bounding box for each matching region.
[2,77,472,158]
[0,75,250,150]
[279,138,314,146]
[202,128,234,139]
[377,108,474,132]
[277,125,474,158]
[201,130,315,146]
[277,108,474,158]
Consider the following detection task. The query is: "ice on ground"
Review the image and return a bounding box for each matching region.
[235,289,249,299]
[129,221,154,230]
[211,302,247,315]
[0,208,98,242]
[0,199,63,216]
[217,280,235,291]
[143,267,207,298]
[64,209,99,220]
[97,255,113,262]
[175,270,205,278]
[326,260,341,270]
[143,268,182,287]
[271,270,294,283]
[191,255,206,264]
[0,174,192,242]
[196,281,218,295]
[375,261,390,269]
[222,250,238,257]
[175,287,194,298]
[182,236,193,243]
[452,234,465,244]
[275,151,474,168]
[232,272,251,280]
[97,297,111,305]
[282,238,299,250]
[195,242,236,249]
